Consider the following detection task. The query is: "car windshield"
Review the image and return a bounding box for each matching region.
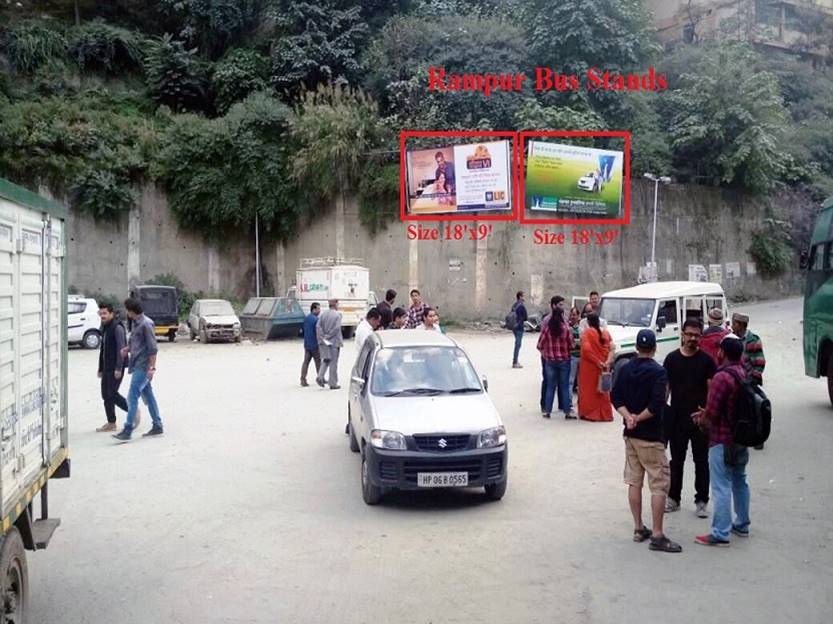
[201,301,234,316]
[370,346,482,396]
[599,298,654,327]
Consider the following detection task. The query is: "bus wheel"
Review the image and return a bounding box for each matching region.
[0,528,28,624]
[827,354,833,409]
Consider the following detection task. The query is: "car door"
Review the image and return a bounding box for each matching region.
[655,298,680,360]
[350,342,374,442]
[66,300,86,342]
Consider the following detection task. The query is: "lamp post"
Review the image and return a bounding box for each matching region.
[643,172,671,282]
[254,214,261,297]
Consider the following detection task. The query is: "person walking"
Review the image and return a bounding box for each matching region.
[300,302,321,387]
[511,291,528,369]
[663,318,716,518]
[405,289,429,328]
[355,307,382,351]
[536,296,574,419]
[378,289,396,329]
[316,299,343,390]
[611,329,681,553]
[113,298,163,441]
[568,306,581,397]
[700,308,729,365]
[96,302,128,432]
[692,334,751,547]
[731,312,767,449]
[578,313,614,422]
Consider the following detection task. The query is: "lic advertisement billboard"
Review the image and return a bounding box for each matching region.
[525,141,623,218]
[405,140,511,215]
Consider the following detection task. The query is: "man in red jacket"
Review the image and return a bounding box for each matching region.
[699,308,729,365]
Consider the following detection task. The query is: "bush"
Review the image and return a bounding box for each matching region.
[69,169,135,219]
[145,34,210,112]
[212,48,268,113]
[748,231,791,278]
[69,20,145,74]
[1,21,68,73]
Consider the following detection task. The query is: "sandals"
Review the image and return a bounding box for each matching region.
[649,535,683,553]
[633,526,652,543]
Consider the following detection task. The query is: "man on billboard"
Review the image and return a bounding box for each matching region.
[435,151,455,189]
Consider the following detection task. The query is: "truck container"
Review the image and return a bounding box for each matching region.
[0,178,70,622]
[287,257,378,338]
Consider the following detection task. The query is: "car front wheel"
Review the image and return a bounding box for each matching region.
[82,330,101,350]
[361,453,382,505]
[484,479,507,501]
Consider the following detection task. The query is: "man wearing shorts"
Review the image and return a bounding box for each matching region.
[612,329,682,553]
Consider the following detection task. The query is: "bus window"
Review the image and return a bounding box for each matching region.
[812,243,825,271]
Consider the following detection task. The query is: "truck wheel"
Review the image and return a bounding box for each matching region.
[361,454,382,505]
[0,527,28,624]
[82,330,101,350]
[167,329,176,343]
[342,326,355,340]
[484,479,507,501]
[827,354,833,409]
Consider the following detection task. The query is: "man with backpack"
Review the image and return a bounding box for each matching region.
[509,291,528,369]
[692,334,755,546]
[96,302,129,432]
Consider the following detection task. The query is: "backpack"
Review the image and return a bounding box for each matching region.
[505,303,518,331]
[724,368,772,447]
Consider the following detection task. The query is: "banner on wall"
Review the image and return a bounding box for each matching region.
[525,141,623,218]
[405,140,512,215]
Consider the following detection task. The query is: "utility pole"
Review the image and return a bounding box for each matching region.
[643,173,671,283]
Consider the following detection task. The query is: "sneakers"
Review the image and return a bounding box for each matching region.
[512,363,523,369]
[696,501,709,518]
[330,385,341,390]
[96,422,117,432]
[142,426,164,437]
[665,499,680,513]
[695,534,730,547]
[112,429,132,442]
[731,526,750,538]
[542,412,551,419]
[564,411,577,420]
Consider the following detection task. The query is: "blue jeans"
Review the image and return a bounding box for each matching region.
[512,328,524,364]
[542,359,572,414]
[569,356,579,393]
[709,444,750,541]
[126,368,162,432]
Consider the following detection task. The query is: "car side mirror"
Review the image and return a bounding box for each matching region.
[656,316,667,331]
[481,375,488,392]
[799,251,809,270]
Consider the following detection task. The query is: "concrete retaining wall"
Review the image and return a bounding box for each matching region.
[67,181,804,320]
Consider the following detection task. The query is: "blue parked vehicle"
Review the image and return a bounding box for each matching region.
[239,297,305,340]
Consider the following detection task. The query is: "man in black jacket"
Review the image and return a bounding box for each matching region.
[96,302,128,432]
[612,330,682,553]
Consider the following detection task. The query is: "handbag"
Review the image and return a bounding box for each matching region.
[598,370,612,393]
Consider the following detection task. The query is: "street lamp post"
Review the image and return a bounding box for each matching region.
[643,172,671,282]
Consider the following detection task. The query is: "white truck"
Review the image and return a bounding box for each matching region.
[287,257,378,338]
[0,178,70,622]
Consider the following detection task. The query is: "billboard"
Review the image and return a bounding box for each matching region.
[405,140,511,215]
[525,141,623,218]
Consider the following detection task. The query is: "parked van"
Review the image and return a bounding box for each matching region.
[599,281,728,377]
[67,295,101,349]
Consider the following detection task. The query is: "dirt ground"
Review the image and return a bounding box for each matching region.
[28,296,833,623]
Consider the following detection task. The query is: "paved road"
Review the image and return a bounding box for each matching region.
[29,297,832,623]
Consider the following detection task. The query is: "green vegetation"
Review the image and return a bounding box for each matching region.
[0,0,830,237]
[749,231,791,278]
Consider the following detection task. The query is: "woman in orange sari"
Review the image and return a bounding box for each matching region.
[578,313,614,422]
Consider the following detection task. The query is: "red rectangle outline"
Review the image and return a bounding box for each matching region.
[518,130,631,226]
[400,131,519,222]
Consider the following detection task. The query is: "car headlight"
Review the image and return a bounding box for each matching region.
[370,430,406,450]
[478,426,506,448]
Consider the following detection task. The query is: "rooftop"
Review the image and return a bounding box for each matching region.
[602,281,725,299]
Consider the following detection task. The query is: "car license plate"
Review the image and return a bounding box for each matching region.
[417,472,468,487]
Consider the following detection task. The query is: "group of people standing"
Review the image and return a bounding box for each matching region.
[299,288,444,388]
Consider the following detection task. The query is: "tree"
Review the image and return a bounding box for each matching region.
[160,0,265,60]
[144,34,211,112]
[664,43,789,193]
[212,48,269,113]
[268,1,369,94]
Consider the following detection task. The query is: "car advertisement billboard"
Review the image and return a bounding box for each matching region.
[525,141,623,218]
[405,140,511,215]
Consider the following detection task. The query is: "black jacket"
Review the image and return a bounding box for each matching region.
[611,356,667,442]
[98,320,127,373]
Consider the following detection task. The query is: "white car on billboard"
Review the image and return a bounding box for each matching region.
[577,171,602,193]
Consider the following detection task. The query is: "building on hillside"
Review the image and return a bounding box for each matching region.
[645,0,833,61]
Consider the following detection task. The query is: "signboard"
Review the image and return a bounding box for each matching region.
[709,264,723,283]
[725,262,741,279]
[405,140,511,215]
[525,141,624,218]
[688,264,708,282]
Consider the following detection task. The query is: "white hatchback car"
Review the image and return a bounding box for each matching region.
[67,296,101,349]
[348,329,508,505]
